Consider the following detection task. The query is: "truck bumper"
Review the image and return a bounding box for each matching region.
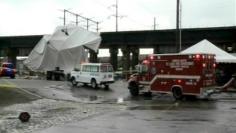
[100,81,115,85]
[200,86,218,98]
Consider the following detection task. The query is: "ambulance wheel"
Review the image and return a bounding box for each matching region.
[172,87,183,100]
[143,91,152,97]
[71,77,77,86]
[129,82,139,96]
[91,79,98,89]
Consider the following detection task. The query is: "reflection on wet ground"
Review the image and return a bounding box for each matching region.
[127,100,217,111]
[70,83,218,111]
[70,81,129,103]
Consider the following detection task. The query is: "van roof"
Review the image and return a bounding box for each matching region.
[81,63,112,66]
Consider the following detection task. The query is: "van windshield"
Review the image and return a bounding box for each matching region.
[101,65,113,72]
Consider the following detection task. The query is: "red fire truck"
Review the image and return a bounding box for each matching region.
[128,53,217,99]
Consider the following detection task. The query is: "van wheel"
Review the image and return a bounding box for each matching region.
[129,82,139,96]
[91,79,97,89]
[104,84,109,90]
[172,87,183,100]
[83,83,88,87]
[71,77,77,86]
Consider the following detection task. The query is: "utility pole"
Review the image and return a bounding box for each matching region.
[179,1,182,52]
[110,0,119,32]
[176,0,180,52]
[86,18,89,30]
[115,0,118,32]
[154,17,157,30]
[109,0,125,32]
[63,9,66,26]
[75,14,78,26]
[96,22,99,32]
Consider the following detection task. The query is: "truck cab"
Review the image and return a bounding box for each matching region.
[70,63,114,89]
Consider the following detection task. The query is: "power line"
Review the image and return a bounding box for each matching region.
[133,0,157,15]
[81,0,155,31]
[61,9,100,32]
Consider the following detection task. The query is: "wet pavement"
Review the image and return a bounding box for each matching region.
[0,99,124,133]
[0,86,38,108]
[1,78,236,132]
[37,98,236,133]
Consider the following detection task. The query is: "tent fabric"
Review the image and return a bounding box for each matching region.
[180,39,236,63]
[24,25,101,73]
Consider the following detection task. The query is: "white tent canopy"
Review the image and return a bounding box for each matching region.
[24,25,101,73]
[180,39,236,63]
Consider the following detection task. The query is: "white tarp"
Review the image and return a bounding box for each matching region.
[24,25,101,73]
[180,39,236,63]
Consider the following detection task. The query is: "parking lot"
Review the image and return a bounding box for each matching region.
[1,78,236,133]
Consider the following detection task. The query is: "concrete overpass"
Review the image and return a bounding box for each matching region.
[0,26,235,70]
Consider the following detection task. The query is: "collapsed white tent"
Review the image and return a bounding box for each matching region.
[181,39,236,63]
[24,25,101,73]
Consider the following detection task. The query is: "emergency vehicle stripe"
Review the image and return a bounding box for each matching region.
[150,75,159,85]
[150,75,201,85]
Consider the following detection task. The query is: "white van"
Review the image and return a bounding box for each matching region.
[70,63,114,89]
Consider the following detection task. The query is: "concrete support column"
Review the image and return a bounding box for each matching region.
[130,47,139,70]
[232,43,236,53]
[0,49,3,57]
[7,48,18,67]
[89,50,98,63]
[109,47,118,71]
[121,46,130,72]
[154,45,160,54]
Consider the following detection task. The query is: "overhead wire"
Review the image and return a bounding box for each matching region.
[88,0,155,30]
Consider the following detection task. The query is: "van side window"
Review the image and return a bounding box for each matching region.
[82,65,91,72]
[108,66,113,72]
[85,65,91,72]
[91,66,99,72]
[100,65,113,72]
[101,66,107,72]
[82,66,86,72]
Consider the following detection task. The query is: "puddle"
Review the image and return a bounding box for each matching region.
[45,107,76,113]
[128,105,178,110]
[69,94,101,102]
[71,93,127,104]
[164,118,212,122]
[127,101,216,110]
[89,95,98,101]
[117,97,124,104]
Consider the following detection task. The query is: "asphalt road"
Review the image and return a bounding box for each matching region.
[1,78,236,133]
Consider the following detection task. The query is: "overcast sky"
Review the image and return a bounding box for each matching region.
[0,0,235,36]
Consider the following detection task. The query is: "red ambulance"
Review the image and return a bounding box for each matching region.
[128,53,216,99]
